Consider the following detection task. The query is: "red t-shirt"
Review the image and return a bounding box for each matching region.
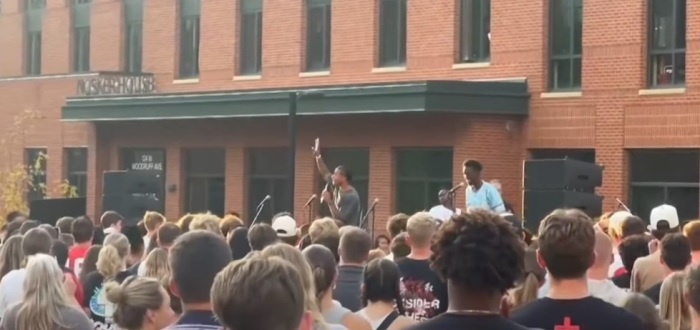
[68,244,90,277]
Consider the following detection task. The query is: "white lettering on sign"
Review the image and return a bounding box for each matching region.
[131,163,163,171]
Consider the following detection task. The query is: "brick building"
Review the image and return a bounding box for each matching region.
[0,0,697,231]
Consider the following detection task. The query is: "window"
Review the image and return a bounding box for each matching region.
[629,150,699,223]
[26,148,47,201]
[185,149,225,216]
[378,0,406,67]
[25,0,45,75]
[120,148,166,211]
[458,0,490,62]
[305,0,331,72]
[315,148,369,218]
[395,148,453,215]
[178,0,200,78]
[239,0,263,75]
[65,148,87,197]
[247,148,290,223]
[649,0,686,86]
[124,0,143,73]
[72,0,91,72]
[549,0,582,90]
[25,32,41,75]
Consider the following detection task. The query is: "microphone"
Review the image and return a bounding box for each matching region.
[256,195,272,211]
[615,197,631,213]
[252,195,272,225]
[304,194,318,208]
[448,182,465,194]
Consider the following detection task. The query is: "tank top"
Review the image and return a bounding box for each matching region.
[356,309,392,330]
[323,303,352,326]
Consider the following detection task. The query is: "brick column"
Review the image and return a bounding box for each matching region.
[0,0,23,76]
[163,146,182,221]
[86,123,109,220]
[293,147,316,224]
[90,0,123,71]
[595,104,626,210]
[225,146,245,218]
[368,146,393,235]
[42,0,71,74]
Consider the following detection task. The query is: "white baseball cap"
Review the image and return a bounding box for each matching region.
[272,215,298,238]
[649,204,679,231]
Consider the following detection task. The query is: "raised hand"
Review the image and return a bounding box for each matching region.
[312,138,321,157]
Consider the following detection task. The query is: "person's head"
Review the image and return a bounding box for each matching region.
[141,247,170,283]
[143,211,166,235]
[339,227,372,265]
[684,220,700,252]
[169,230,232,305]
[685,265,700,317]
[308,217,339,242]
[536,209,595,280]
[19,220,40,235]
[660,233,691,272]
[386,213,409,238]
[437,189,451,206]
[303,244,337,300]
[622,293,670,330]
[509,248,546,310]
[619,235,651,273]
[608,211,633,244]
[362,258,405,314]
[58,233,75,247]
[592,230,614,271]
[105,276,175,330]
[4,220,23,242]
[367,249,386,262]
[6,211,27,223]
[71,216,94,244]
[331,165,352,187]
[649,204,681,240]
[98,233,131,279]
[137,220,147,236]
[22,227,52,258]
[660,272,690,330]
[462,159,483,184]
[100,211,124,230]
[621,216,646,238]
[15,254,71,330]
[55,216,75,234]
[227,227,251,261]
[390,232,410,259]
[247,223,280,251]
[311,233,340,262]
[176,214,195,234]
[121,225,146,265]
[271,214,299,245]
[406,212,437,250]
[0,235,23,278]
[374,234,390,254]
[220,214,244,238]
[38,224,58,240]
[156,223,181,249]
[79,244,102,282]
[212,256,313,330]
[50,240,69,272]
[189,213,222,235]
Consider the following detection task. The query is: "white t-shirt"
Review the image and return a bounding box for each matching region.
[0,269,27,318]
[428,205,461,222]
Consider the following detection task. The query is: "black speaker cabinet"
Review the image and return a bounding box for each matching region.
[103,170,163,195]
[524,158,603,191]
[523,190,603,231]
[29,198,87,226]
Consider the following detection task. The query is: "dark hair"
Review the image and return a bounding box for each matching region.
[661,233,691,271]
[374,234,390,248]
[80,245,102,284]
[4,220,23,243]
[100,211,123,228]
[51,240,70,272]
[463,159,483,172]
[6,211,25,223]
[247,224,279,251]
[312,234,340,262]
[339,227,372,264]
[92,227,105,246]
[390,233,410,259]
[537,209,595,279]
[363,258,405,315]
[619,235,651,272]
[136,221,147,236]
[621,216,647,238]
[431,210,524,294]
[59,233,75,247]
[335,166,353,182]
[55,217,75,234]
[651,220,679,241]
[39,224,58,239]
[302,244,337,300]
[298,234,312,250]
[169,230,233,304]
[121,225,145,256]
[71,216,94,244]
[157,223,181,247]
[228,227,251,261]
[19,220,40,235]
[386,213,409,238]
[22,228,52,256]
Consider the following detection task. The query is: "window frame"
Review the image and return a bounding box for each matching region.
[65,148,87,197]
[124,0,143,74]
[247,148,291,223]
[184,148,225,216]
[378,0,407,67]
[72,26,90,72]
[548,0,582,91]
[305,0,332,72]
[239,0,263,76]
[178,0,201,79]
[394,148,454,215]
[647,0,687,87]
[458,0,490,63]
[25,31,41,75]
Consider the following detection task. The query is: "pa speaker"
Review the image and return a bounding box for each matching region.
[29,198,87,226]
[524,158,603,191]
[523,190,603,231]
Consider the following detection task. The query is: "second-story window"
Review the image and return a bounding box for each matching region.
[549,0,582,90]
[239,0,263,75]
[25,0,46,75]
[378,0,406,67]
[649,0,686,87]
[72,0,92,72]
[458,0,490,63]
[124,0,143,73]
[179,0,200,78]
[305,0,331,72]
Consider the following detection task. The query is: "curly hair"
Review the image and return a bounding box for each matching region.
[431,210,524,294]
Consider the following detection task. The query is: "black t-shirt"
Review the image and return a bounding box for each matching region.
[170,310,221,329]
[612,273,631,289]
[395,258,448,321]
[82,270,132,329]
[407,313,533,330]
[511,296,643,330]
[643,282,662,305]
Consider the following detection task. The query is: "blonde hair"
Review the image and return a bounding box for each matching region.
[177,214,195,232]
[367,248,386,262]
[623,293,670,330]
[220,215,244,237]
[406,212,436,246]
[142,248,170,284]
[14,254,70,330]
[189,213,221,234]
[97,233,131,280]
[143,211,166,232]
[309,217,338,242]
[105,276,167,330]
[660,272,691,330]
[260,243,327,330]
[0,235,24,278]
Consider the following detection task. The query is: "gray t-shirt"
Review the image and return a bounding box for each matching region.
[2,303,93,330]
[333,265,364,312]
[335,186,361,227]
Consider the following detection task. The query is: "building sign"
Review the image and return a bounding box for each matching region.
[77,74,156,97]
[124,149,165,172]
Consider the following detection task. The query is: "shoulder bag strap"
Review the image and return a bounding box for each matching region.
[376,311,400,330]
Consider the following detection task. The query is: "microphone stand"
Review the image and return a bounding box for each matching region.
[361,200,379,240]
[252,197,270,225]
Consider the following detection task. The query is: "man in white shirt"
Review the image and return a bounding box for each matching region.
[463,160,505,213]
[428,189,461,222]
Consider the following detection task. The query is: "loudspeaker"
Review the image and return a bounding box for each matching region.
[103,171,127,195]
[523,190,603,231]
[524,159,603,191]
[30,198,87,226]
[102,194,162,225]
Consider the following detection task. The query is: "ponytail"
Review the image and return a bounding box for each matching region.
[393,288,405,315]
[96,245,122,280]
[510,272,540,310]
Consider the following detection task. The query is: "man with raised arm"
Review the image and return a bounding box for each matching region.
[312,138,361,227]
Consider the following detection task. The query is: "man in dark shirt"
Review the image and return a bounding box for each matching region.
[334,227,372,312]
[643,233,691,304]
[313,138,361,227]
[511,209,643,330]
[168,230,233,329]
[612,235,650,289]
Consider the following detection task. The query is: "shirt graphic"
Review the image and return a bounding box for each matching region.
[89,284,117,330]
[555,317,579,330]
[400,278,441,321]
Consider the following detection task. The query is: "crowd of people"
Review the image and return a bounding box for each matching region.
[1,195,700,329]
